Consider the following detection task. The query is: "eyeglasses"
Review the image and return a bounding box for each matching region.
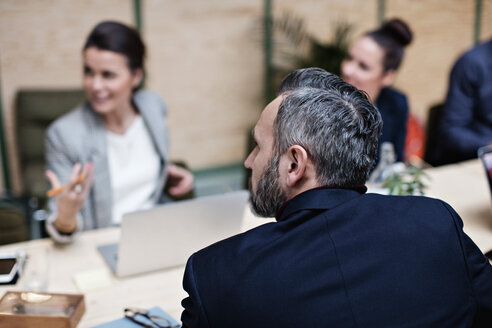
[124,307,180,328]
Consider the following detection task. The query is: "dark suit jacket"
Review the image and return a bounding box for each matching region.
[181,188,492,327]
[437,40,492,164]
[376,87,409,163]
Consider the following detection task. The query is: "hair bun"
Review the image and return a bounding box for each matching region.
[382,18,413,47]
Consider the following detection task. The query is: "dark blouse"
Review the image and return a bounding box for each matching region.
[376,87,409,163]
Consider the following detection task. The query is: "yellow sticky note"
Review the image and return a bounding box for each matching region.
[73,268,112,292]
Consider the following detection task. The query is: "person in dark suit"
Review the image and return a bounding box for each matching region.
[341,18,412,163]
[180,68,492,327]
[436,39,492,165]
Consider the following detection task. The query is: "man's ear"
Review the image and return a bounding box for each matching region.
[284,145,309,187]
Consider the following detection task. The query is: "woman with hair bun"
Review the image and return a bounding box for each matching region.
[341,18,413,163]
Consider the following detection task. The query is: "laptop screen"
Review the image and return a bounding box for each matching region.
[99,190,251,277]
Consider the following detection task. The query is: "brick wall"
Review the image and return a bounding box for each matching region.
[0,0,490,193]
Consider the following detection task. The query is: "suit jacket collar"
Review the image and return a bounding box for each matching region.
[276,187,366,222]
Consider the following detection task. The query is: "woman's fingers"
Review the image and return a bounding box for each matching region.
[167,164,194,196]
[47,163,94,198]
[80,162,95,197]
[45,170,61,189]
[67,162,82,187]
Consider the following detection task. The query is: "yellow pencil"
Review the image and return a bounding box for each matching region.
[46,174,85,197]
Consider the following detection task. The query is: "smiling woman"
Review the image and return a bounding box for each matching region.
[83,48,142,126]
[341,18,413,164]
[44,21,194,243]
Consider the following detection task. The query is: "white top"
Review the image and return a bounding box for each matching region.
[107,115,160,225]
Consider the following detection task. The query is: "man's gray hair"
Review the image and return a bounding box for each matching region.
[274,84,382,187]
[278,67,342,95]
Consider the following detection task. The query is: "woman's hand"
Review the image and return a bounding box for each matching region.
[45,162,94,233]
[166,164,194,197]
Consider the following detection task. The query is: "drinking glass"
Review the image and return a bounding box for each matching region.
[22,246,49,292]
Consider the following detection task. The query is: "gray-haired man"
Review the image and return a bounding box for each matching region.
[181,68,492,328]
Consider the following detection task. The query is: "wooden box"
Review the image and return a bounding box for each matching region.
[0,291,85,328]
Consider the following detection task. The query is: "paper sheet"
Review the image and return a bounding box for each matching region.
[73,268,112,292]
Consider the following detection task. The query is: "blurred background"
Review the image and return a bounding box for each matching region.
[0,0,491,200]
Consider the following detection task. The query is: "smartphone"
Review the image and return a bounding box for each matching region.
[478,144,492,192]
[0,253,24,285]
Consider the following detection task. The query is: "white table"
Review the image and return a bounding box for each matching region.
[0,159,490,327]
[0,207,273,327]
[424,159,492,252]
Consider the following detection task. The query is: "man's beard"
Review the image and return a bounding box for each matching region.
[250,155,288,217]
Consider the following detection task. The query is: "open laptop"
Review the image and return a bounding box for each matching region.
[97,190,249,277]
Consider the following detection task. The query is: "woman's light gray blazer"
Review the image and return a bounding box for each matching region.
[44,90,170,242]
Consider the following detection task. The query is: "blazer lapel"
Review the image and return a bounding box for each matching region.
[135,93,169,161]
[134,92,169,202]
[82,106,113,228]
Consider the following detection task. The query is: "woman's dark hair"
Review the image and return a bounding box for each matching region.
[84,21,145,73]
[366,18,413,72]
